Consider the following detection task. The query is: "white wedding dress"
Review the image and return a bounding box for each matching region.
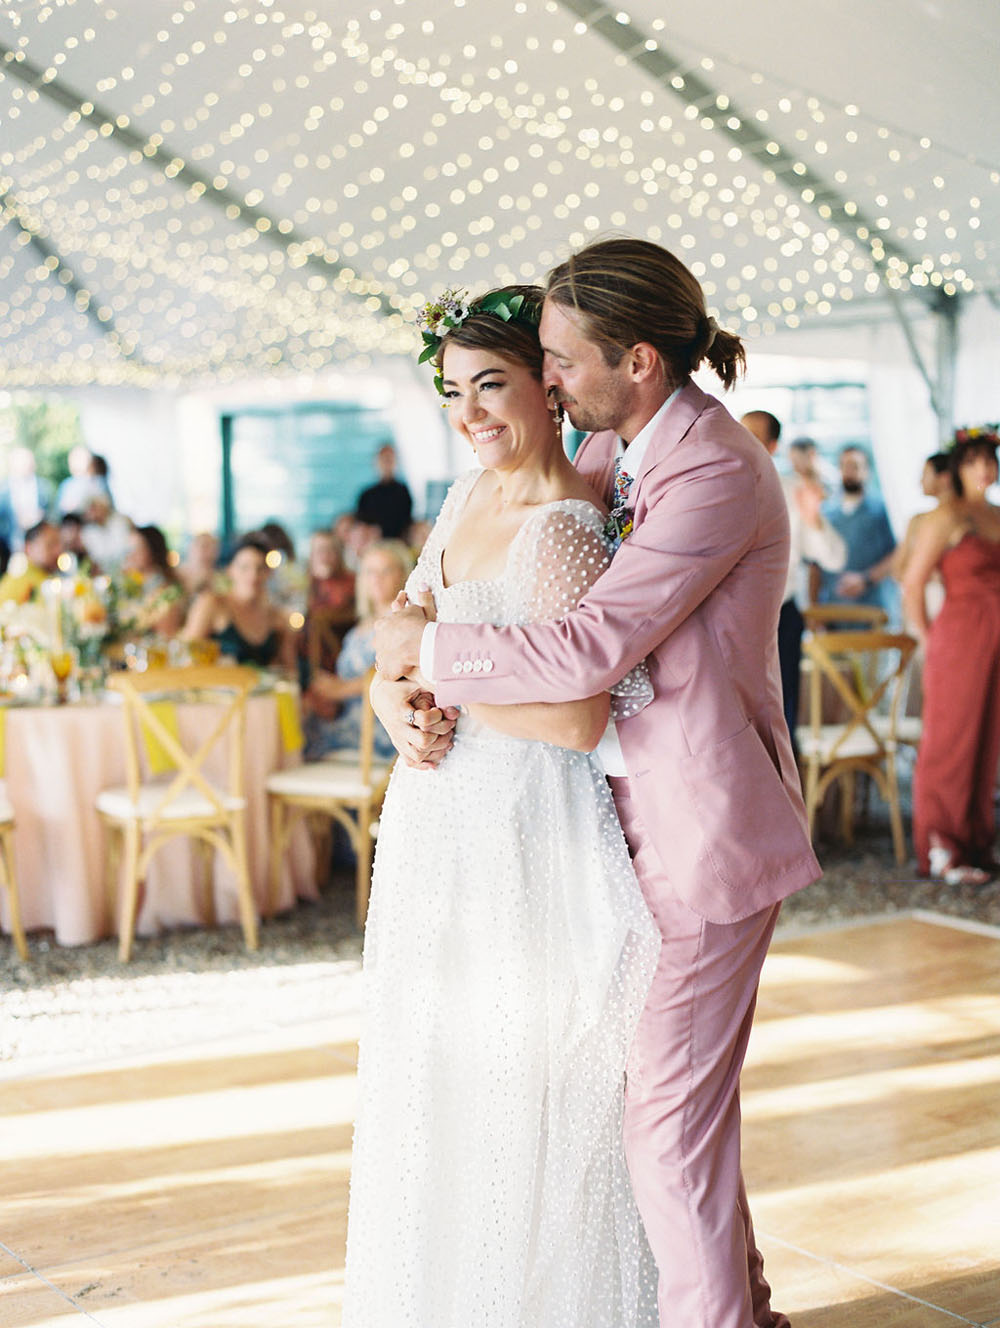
[342,470,661,1328]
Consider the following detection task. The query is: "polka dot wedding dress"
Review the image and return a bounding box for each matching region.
[343,471,660,1328]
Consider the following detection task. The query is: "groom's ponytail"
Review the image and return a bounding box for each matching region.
[547,238,746,392]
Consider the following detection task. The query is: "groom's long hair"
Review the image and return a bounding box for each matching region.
[547,238,746,390]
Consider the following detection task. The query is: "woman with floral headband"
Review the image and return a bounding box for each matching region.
[341,286,660,1327]
[904,426,1000,884]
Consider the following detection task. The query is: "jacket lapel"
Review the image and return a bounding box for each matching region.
[634,380,712,490]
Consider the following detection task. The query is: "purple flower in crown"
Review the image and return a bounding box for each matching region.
[415,288,471,339]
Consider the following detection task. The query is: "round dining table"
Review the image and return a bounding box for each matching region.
[1,687,316,947]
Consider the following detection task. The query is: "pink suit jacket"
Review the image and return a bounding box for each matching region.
[431,381,821,923]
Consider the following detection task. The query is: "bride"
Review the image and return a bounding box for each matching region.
[342,286,660,1328]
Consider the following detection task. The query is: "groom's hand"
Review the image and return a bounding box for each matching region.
[375,603,428,681]
[370,674,459,770]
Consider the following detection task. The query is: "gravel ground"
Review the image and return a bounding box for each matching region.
[3,782,998,1073]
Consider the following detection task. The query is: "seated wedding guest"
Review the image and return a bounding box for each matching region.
[307,529,355,614]
[178,531,221,597]
[904,428,1000,884]
[0,520,61,603]
[182,533,297,670]
[81,494,133,571]
[260,519,308,615]
[303,539,412,761]
[123,525,187,637]
[406,518,433,556]
[59,512,98,576]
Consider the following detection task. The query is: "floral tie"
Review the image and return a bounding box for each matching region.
[604,456,634,550]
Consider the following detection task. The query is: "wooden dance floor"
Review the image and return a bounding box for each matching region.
[1,912,998,1326]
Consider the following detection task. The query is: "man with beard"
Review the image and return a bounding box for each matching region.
[816,444,897,618]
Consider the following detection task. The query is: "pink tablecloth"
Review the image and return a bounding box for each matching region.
[1,692,316,946]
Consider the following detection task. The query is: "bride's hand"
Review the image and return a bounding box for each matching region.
[408,583,437,622]
[370,673,458,770]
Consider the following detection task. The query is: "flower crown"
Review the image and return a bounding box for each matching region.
[415,286,541,395]
[949,424,1000,450]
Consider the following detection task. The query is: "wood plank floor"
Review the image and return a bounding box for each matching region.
[1,911,998,1327]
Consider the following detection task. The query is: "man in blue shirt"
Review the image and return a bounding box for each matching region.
[817,445,897,617]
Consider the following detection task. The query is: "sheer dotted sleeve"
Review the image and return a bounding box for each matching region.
[507,502,653,720]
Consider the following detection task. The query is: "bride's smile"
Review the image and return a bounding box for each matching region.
[440,343,556,477]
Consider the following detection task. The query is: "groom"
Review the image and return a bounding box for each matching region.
[375,238,820,1328]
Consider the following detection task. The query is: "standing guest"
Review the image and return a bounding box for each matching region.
[894,452,955,584]
[81,494,133,572]
[904,428,1000,885]
[0,520,61,603]
[355,443,413,539]
[376,238,819,1328]
[87,454,114,506]
[816,445,897,618]
[178,531,221,597]
[741,410,846,751]
[123,525,187,637]
[182,533,296,670]
[56,445,106,517]
[304,539,411,763]
[0,448,53,550]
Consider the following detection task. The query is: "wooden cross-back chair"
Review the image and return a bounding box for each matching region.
[97,665,260,961]
[306,605,357,677]
[0,786,27,961]
[266,667,394,926]
[797,630,918,863]
[802,604,889,632]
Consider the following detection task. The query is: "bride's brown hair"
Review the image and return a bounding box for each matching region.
[434,285,546,380]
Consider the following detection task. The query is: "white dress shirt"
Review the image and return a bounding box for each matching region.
[780,473,847,605]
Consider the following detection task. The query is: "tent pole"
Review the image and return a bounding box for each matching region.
[933,292,960,441]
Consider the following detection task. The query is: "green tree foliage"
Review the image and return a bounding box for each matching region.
[0,395,84,487]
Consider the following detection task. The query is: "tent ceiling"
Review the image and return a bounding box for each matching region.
[0,0,997,387]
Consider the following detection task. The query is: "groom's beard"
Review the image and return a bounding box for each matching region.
[556,386,631,436]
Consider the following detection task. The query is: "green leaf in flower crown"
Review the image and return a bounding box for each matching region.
[433,370,445,396]
[417,342,438,364]
[506,293,524,317]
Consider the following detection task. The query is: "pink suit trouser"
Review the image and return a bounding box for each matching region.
[610,778,789,1328]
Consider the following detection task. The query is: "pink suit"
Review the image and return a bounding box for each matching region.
[431,382,820,1327]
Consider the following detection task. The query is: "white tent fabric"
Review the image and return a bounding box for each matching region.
[1,0,997,388]
[1,1,998,533]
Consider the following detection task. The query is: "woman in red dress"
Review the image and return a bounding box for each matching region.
[904,429,1000,884]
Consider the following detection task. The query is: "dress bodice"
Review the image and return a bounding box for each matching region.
[939,533,1000,603]
[212,620,279,666]
[407,470,651,727]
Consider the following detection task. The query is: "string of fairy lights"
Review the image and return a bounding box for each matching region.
[0,0,995,386]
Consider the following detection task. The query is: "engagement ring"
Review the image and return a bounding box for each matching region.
[405,708,417,727]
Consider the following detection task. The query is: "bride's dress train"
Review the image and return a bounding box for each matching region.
[342,471,660,1327]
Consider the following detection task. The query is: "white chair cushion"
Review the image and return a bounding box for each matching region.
[870,714,923,745]
[796,724,883,761]
[266,759,393,801]
[96,780,246,821]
